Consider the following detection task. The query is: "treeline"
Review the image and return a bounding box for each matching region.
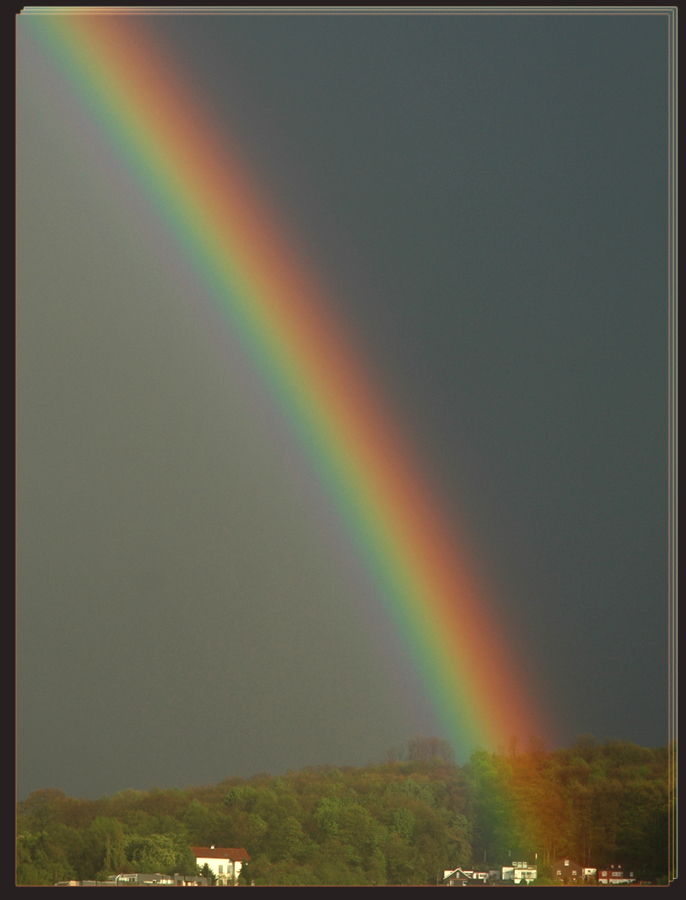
[17,736,671,885]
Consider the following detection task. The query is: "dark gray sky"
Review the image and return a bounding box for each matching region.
[17,11,671,800]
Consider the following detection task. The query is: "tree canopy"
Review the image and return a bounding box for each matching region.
[16,736,671,885]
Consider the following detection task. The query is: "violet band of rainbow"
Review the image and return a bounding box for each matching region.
[23,12,549,759]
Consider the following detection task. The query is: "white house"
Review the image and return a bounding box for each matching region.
[502,860,537,884]
[191,846,250,885]
[443,868,489,885]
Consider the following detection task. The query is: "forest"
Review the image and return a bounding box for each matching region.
[17,735,673,885]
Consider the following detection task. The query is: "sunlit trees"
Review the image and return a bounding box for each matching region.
[16,735,670,885]
[124,832,194,875]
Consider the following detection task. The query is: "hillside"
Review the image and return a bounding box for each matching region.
[17,736,671,885]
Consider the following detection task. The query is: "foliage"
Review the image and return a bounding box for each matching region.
[124,831,193,875]
[199,862,216,885]
[16,735,670,885]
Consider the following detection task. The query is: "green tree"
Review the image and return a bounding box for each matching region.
[392,807,415,843]
[200,862,216,885]
[17,831,74,885]
[124,833,192,875]
[181,799,213,843]
[465,750,522,866]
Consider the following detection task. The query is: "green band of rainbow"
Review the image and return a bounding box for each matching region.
[22,12,549,759]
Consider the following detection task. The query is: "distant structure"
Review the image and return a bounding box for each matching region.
[443,862,537,886]
[191,846,250,885]
[596,865,636,885]
[551,858,585,884]
[442,867,489,885]
[501,861,537,884]
[54,873,210,887]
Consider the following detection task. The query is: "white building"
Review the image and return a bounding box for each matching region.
[191,846,250,885]
[502,860,537,884]
[442,868,489,885]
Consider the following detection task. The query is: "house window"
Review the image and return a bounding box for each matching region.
[218,865,223,874]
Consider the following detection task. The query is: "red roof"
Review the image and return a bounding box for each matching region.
[191,847,250,862]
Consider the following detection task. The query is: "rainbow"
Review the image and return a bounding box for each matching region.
[21,10,548,759]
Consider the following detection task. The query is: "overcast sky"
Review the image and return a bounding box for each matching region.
[17,10,671,800]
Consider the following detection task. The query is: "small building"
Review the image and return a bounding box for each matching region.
[191,846,250,885]
[551,858,585,884]
[443,867,473,886]
[172,873,210,886]
[597,866,635,885]
[442,867,489,885]
[111,874,174,885]
[56,873,210,887]
[502,861,537,884]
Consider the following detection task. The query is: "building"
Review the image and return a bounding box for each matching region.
[54,873,210,887]
[501,861,537,884]
[111,874,173,886]
[597,866,635,885]
[191,846,250,885]
[551,858,585,884]
[443,867,472,886]
[442,867,489,885]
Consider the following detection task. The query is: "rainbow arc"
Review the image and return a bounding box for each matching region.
[22,11,549,759]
